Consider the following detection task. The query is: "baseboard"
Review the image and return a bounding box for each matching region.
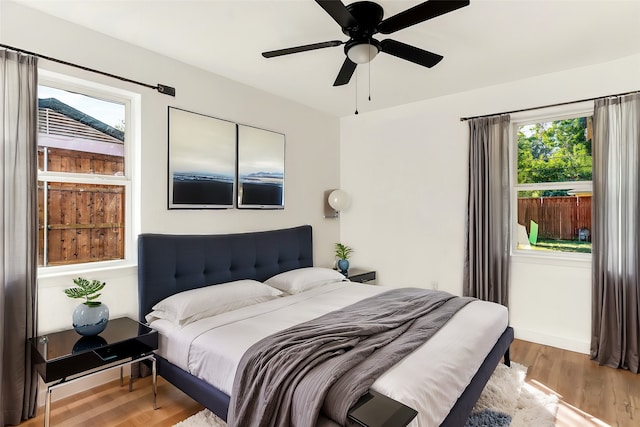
[37,364,129,407]
[514,328,590,355]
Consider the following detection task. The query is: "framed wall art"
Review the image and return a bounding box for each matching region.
[237,124,285,209]
[168,107,236,209]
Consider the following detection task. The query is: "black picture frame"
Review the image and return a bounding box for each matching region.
[168,107,236,209]
[237,124,285,209]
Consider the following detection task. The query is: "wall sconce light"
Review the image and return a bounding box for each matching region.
[324,189,350,218]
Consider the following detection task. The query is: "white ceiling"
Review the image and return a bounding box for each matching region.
[15,0,640,117]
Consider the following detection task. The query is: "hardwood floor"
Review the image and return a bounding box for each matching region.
[19,376,204,427]
[510,339,639,427]
[20,339,638,426]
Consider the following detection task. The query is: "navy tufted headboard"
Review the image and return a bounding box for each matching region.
[137,225,313,322]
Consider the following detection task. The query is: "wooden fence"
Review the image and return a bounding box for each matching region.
[518,196,591,241]
[38,146,124,175]
[38,147,125,266]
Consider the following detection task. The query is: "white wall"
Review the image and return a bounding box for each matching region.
[340,53,640,354]
[3,0,638,405]
[1,1,341,336]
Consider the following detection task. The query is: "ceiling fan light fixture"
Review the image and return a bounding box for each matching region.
[262,0,470,87]
[347,43,379,64]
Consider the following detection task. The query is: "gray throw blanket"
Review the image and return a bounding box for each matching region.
[228,288,474,427]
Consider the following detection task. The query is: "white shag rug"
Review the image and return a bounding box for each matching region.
[174,362,558,427]
[467,362,558,427]
[173,408,227,427]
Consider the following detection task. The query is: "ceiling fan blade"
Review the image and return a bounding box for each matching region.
[377,0,470,34]
[262,40,344,58]
[315,0,358,29]
[333,57,357,86]
[380,39,443,68]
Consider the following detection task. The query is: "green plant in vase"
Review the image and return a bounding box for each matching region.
[335,243,354,275]
[64,277,109,336]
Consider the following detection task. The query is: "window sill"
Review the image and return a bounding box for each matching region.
[511,251,591,269]
[37,261,137,283]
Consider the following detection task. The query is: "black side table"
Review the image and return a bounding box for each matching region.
[348,390,417,427]
[30,317,158,427]
[347,268,377,284]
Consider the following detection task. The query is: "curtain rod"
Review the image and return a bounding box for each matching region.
[459,89,640,122]
[1,43,176,97]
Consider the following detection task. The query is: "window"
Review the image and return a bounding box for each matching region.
[512,108,593,256]
[37,78,133,269]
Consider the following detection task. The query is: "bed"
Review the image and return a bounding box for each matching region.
[138,225,514,427]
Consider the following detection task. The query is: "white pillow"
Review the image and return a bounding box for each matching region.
[265,267,346,294]
[145,279,283,326]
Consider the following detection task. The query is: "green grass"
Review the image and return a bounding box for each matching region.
[531,239,592,254]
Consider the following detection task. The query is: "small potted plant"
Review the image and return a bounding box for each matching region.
[64,277,109,336]
[335,243,354,275]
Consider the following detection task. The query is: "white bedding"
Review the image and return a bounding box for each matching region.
[151,282,508,427]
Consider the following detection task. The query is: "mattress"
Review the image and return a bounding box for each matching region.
[150,282,508,427]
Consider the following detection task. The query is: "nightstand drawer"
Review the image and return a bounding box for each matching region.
[348,269,376,284]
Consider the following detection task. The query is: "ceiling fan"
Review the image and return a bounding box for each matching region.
[262,0,470,86]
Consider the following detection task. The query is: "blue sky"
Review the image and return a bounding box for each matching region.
[38,86,125,129]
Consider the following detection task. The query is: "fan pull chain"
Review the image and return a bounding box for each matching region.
[368,39,372,102]
[355,68,359,115]
[369,62,371,102]
[368,59,372,101]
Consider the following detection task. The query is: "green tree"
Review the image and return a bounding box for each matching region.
[517,117,592,185]
[114,119,125,132]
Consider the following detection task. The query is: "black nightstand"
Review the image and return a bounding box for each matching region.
[30,317,158,427]
[348,390,417,427]
[347,268,377,284]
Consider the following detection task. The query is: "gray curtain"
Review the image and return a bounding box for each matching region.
[463,115,511,306]
[1,50,39,425]
[591,93,640,374]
